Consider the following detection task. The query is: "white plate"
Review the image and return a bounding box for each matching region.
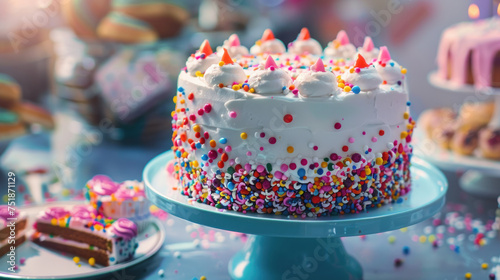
[413,127,500,176]
[0,201,165,279]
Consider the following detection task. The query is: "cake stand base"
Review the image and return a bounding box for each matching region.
[460,170,500,197]
[229,235,362,280]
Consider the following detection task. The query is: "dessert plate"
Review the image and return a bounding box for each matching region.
[414,128,500,195]
[0,201,165,279]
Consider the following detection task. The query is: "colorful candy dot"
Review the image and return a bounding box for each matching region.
[465,272,472,279]
[348,137,355,143]
[88,258,95,266]
[283,114,293,123]
[342,146,349,152]
[240,132,248,139]
[73,257,80,264]
[229,111,237,118]
[287,146,294,153]
[352,86,360,94]
[334,122,342,130]
[269,137,277,144]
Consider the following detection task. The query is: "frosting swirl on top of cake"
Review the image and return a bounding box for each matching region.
[186,40,220,76]
[0,205,16,219]
[324,30,356,59]
[288,28,323,55]
[109,218,138,240]
[71,205,97,220]
[355,36,379,62]
[250,29,286,54]
[89,175,120,196]
[342,54,382,91]
[374,46,405,85]
[295,58,339,97]
[247,55,292,95]
[217,34,249,58]
[204,49,247,86]
[39,207,70,220]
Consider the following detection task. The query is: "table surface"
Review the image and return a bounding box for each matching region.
[0,112,499,280]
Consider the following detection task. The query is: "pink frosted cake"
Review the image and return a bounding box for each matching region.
[171,28,414,217]
[31,205,138,266]
[436,17,500,88]
[85,175,151,231]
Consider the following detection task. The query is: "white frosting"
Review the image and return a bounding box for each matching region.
[288,39,323,55]
[217,38,249,58]
[375,60,403,84]
[342,65,382,91]
[248,67,292,95]
[250,39,286,54]
[204,63,247,86]
[186,53,219,76]
[295,71,339,98]
[175,69,409,179]
[324,42,357,59]
[355,48,379,63]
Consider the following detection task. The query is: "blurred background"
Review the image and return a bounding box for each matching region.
[0,0,475,202]
[2,2,500,280]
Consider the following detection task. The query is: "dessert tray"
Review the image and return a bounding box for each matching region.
[144,150,447,280]
[426,71,500,196]
[0,201,165,279]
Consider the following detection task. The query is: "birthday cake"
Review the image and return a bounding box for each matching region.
[171,28,413,217]
[436,17,500,89]
[31,205,138,266]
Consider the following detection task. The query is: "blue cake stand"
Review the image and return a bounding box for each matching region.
[143,151,448,280]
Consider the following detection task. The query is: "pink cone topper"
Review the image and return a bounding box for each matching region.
[265,55,278,69]
[298,27,311,41]
[228,34,240,47]
[336,30,350,45]
[311,58,326,72]
[378,46,391,63]
[363,37,374,52]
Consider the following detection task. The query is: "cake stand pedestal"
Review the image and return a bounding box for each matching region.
[143,151,447,280]
[427,72,500,196]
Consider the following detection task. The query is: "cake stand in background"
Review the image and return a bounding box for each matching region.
[144,151,447,280]
[422,72,500,196]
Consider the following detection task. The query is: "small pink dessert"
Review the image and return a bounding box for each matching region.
[85,175,151,231]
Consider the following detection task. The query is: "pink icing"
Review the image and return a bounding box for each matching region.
[311,58,326,72]
[437,19,500,88]
[110,218,137,240]
[363,37,374,52]
[0,205,17,219]
[40,207,70,220]
[264,55,278,70]
[336,30,350,45]
[228,34,240,47]
[378,46,391,63]
[88,175,119,196]
[71,205,97,221]
[114,187,136,200]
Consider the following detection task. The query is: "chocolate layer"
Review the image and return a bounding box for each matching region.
[0,218,27,241]
[35,221,112,252]
[0,234,26,257]
[32,235,110,266]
